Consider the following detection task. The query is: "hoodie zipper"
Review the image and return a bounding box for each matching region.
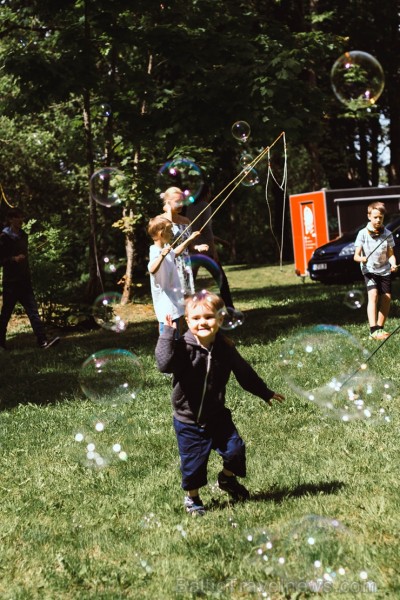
[197,348,212,424]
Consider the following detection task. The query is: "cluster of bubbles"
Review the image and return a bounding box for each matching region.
[231,121,259,187]
[75,348,144,467]
[73,414,129,469]
[244,515,377,595]
[330,50,385,111]
[280,324,393,423]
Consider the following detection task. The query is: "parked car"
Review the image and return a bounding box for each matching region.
[308,214,400,284]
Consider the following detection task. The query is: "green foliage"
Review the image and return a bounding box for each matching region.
[0,0,399,287]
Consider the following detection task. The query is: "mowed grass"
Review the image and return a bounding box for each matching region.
[0,264,399,599]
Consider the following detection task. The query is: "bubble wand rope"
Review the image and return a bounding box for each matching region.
[0,183,14,208]
[364,221,400,262]
[265,133,288,269]
[339,323,400,389]
[169,132,285,248]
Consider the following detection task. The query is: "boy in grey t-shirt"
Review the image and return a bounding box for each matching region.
[354,201,397,340]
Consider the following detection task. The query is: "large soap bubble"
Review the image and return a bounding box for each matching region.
[331,51,385,110]
[187,254,223,295]
[231,120,251,142]
[157,158,204,205]
[245,516,377,595]
[79,349,144,406]
[90,167,125,207]
[279,325,394,422]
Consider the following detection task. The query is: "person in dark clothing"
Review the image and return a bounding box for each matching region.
[155,290,284,516]
[0,207,59,350]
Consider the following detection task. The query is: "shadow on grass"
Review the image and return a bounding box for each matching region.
[208,480,345,511]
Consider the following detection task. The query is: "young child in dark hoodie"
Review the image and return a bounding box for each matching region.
[155,290,284,516]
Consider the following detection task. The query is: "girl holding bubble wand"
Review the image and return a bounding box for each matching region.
[161,186,209,295]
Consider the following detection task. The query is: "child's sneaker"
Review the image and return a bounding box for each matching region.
[217,472,250,501]
[184,495,206,516]
[369,330,390,341]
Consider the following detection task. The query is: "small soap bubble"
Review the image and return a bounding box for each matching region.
[103,255,119,274]
[240,166,260,187]
[231,120,251,142]
[92,291,126,333]
[239,152,254,167]
[217,307,245,331]
[331,51,385,110]
[343,288,365,309]
[157,158,204,204]
[99,102,112,117]
[90,167,125,207]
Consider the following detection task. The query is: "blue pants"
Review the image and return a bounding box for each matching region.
[173,410,246,491]
[0,281,46,346]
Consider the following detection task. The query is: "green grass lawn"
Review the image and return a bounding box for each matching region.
[0,264,399,599]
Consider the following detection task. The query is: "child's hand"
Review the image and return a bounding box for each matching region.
[189,231,201,241]
[195,244,209,253]
[391,264,398,272]
[165,314,176,329]
[161,245,171,257]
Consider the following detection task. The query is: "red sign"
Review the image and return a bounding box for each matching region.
[289,191,329,277]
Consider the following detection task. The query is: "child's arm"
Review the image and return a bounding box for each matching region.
[388,246,398,271]
[229,345,284,405]
[148,246,172,274]
[174,231,201,256]
[155,317,183,374]
[353,245,367,264]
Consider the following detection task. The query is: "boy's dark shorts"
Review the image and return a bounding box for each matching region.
[363,272,392,294]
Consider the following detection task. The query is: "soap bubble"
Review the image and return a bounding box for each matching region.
[102,255,118,274]
[188,254,223,295]
[343,289,365,310]
[98,102,112,117]
[232,120,251,142]
[239,152,254,167]
[275,516,376,594]
[331,51,385,110]
[92,292,126,332]
[281,325,367,393]
[90,167,125,207]
[317,369,394,423]
[79,349,144,406]
[280,325,394,422]
[218,307,245,330]
[240,166,260,187]
[157,158,204,205]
